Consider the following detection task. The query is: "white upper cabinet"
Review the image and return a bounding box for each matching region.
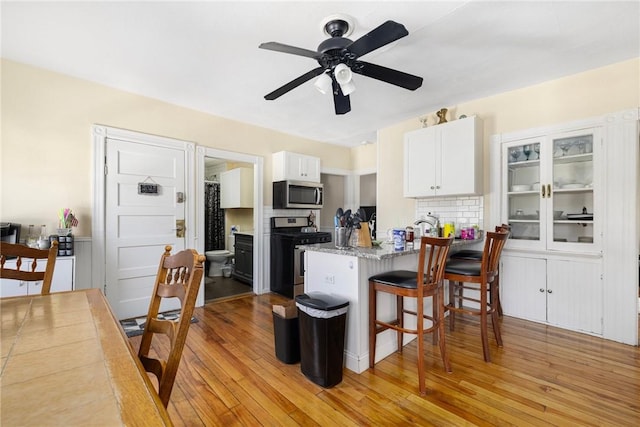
[404,116,483,197]
[220,167,254,208]
[272,151,321,183]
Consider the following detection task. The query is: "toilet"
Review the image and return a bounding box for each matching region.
[205,250,233,277]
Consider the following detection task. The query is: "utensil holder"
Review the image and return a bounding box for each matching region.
[357,223,372,248]
[335,227,349,248]
[57,228,72,237]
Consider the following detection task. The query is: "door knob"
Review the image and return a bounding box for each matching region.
[175,220,185,238]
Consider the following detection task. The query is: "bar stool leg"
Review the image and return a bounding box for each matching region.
[436,288,452,372]
[480,283,491,362]
[448,280,457,332]
[397,295,404,353]
[431,291,438,346]
[369,284,377,368]
[416,296,425,394]
[491,281,503,347]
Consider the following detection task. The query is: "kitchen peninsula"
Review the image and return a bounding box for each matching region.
[302,238,478,373]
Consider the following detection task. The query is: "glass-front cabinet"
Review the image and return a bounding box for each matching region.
[502,128,601,252]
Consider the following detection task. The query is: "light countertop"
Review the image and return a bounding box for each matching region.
[299,238,480,261]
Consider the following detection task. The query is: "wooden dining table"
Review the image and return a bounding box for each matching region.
[1,289,173,426]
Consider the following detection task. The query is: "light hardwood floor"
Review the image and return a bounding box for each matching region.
[129,293,640,426]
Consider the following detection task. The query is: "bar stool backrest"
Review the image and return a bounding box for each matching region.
[481,231,510,283]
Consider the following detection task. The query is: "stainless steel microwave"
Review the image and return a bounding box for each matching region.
[273,180,323,209]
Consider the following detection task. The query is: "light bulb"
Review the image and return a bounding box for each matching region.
[334,63,355,95]
[314,72,332,94]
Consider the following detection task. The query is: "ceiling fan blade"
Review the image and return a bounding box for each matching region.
[332,77,351,115]
[264,67,325,100]
[352,61,423,90]
[259,42,320,59]
[347,21,409,58]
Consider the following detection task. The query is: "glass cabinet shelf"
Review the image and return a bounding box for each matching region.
[508,159,540,169]
[554,153,592,165]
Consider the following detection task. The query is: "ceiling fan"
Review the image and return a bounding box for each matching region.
[259,17,423,115]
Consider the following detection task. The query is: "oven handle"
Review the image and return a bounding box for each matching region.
[293,246,304,285]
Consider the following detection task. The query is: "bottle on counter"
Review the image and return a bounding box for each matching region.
[37,225,50,249]
[459,218,468,240]
[26,225,37,248]
[405,226,414,249]
[443,222,455,238]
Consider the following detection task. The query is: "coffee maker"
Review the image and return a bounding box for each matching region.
[1,222,21,244]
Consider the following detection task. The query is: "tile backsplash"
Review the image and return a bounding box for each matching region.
[416,196,484,230]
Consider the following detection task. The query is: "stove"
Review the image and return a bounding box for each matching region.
[270,217,331,298]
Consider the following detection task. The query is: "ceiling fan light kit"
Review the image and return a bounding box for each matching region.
[314,72,333,94]
[334,63,355,95]
[259,16,423,115]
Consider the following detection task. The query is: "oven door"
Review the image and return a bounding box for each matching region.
[293,246,305,285]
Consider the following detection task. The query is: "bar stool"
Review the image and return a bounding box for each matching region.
[444,230,509,362]
[368,236,453,394]
[448,224,511,315]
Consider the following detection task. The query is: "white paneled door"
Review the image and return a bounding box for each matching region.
[105,138,186,319]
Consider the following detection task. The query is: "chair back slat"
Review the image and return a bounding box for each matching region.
[137,245,204,408]
[0,241,59,295]
[417,236,454,297]
[481,231,510,282]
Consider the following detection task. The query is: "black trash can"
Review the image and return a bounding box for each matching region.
[295,292,349,388]
[272,303,300,364]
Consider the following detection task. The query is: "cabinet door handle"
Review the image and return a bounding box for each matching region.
[430,186,435,190]
[547,289,553,294]
[539,288,545,293]
[541,185,546,198]
[547,184,552,198]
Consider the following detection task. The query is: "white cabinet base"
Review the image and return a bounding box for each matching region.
[501,253,602,335]
[305,250,422,374]
[0,256,75,297]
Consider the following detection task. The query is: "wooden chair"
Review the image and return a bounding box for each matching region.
[369,236,453,394]
[138,246,205,407]
[448,224,511,316]
[444,231,509,362]
[0,241,59,295]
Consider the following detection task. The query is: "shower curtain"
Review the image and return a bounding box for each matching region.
[204,182,225,251]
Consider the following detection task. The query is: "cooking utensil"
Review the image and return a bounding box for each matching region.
[357,208,367,222]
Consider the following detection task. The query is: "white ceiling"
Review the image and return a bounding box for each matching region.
[2,1,639,147]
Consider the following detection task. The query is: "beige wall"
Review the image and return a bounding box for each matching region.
[377,58,640,234]
[350,142,376,172]
[320,174,345,229]
[0,59,351,237]
[3,58,639,239]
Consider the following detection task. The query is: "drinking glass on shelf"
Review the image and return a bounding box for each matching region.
[534,143,540,159]
[523,145,532,160]
[577,140,586,154]
[509,147,522,162]
[557,141,571,156]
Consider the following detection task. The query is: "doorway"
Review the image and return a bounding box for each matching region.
[196,147,264,306]
[92,126,196,319]
[203,157,252,302]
